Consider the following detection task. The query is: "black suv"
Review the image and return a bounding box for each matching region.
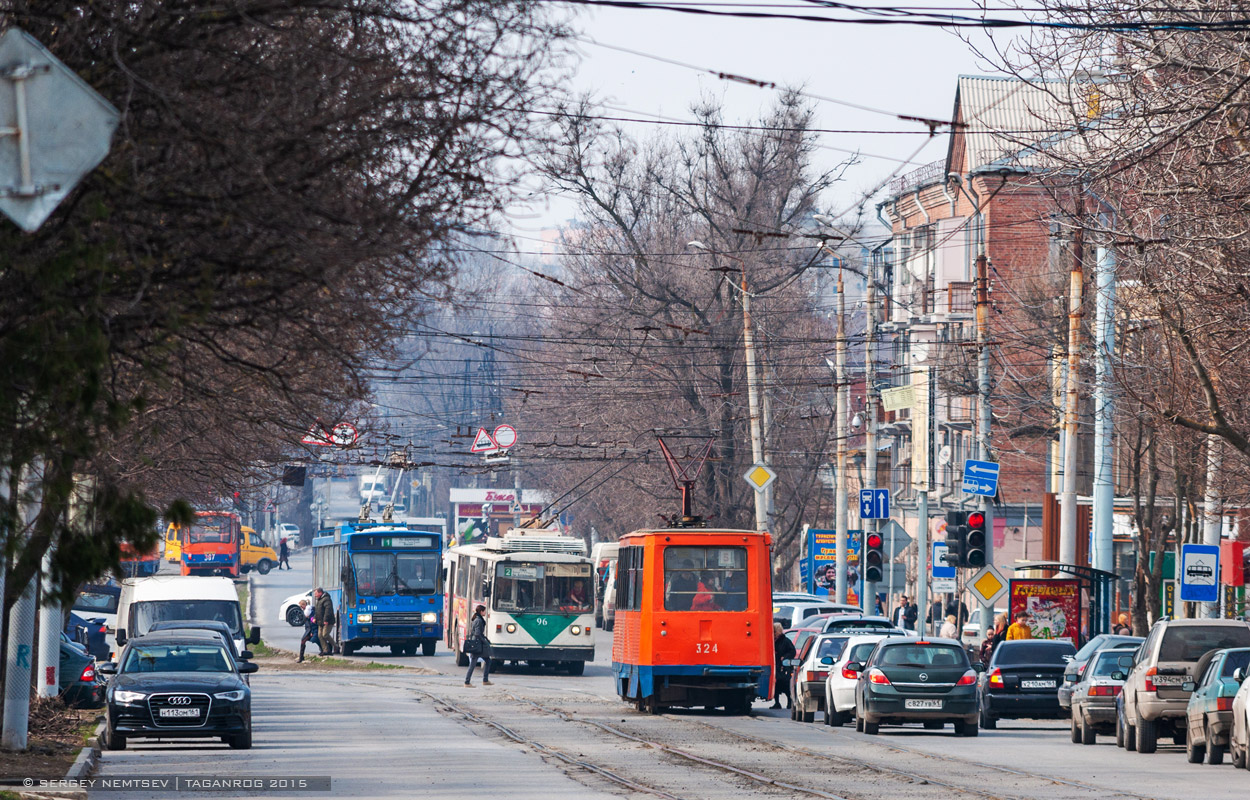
[100,630,257,750]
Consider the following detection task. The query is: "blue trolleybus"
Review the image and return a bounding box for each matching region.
[312,521,444,656]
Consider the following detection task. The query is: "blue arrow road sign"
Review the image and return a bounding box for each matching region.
[859,488,890,520]
[1179,543,1221,603]
[932,542,956,579]
[962,459,1000,497]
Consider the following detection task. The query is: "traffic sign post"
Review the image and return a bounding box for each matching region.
[1179,543,1220,603]
[743,463,777,493]
[968,564,1009,608]
[470,427,498,453]
[859,488,889,520]
[962,459,1000,497]
[932,542,956,579]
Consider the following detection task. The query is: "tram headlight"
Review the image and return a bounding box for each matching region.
[357,613,372,623]
[422,612,438,623]
[506,623,517,633]
[571,625,582,635]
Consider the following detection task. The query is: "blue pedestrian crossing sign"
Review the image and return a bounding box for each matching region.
[962,459,1000,497]
[859,488,889,520]
[1179,543,1220,603]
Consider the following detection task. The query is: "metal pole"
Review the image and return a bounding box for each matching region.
[975,253,995,639]
[1093,233,1117,631]
[864,253,879,611]
[916,365,933,635]
[1060,226,1084,567]
[835,266,849,604]
[742,275,768,533]
[1202,435,1222,619]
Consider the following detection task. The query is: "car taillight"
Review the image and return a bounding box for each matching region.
[1144,666,1157,692]
[1090,686,1120,697]
[868,668,891,685]
[842,668,859,680]
[98,626,107,634]
[80,664,95,682]
[988,668,1003,687]
[807,671,829,682]
[1218,697,1234,712]
[956,670,977,686]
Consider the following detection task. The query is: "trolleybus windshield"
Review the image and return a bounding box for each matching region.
[351,552,438,596]
[187,516,234,544]
[663,546,748,612]
[493,563,593,614]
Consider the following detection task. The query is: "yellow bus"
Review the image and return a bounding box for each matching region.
[164,523,183,562]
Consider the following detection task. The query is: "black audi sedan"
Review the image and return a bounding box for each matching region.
[98,629,257,750]
[852,636,982,736]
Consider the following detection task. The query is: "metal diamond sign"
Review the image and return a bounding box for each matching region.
[0,28,119,232]
[968,564,1009,607]
[743,463,777,492]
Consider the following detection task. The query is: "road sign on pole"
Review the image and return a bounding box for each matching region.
[493,424,517,449]
[967,564,1009,607]
[859,488,889,520]
[878,519,912,557]
[932,542,956,579]
[743,463,777,492]
[1179,543,1221,603]
[470,428,498,453]
[962,459,1000,497]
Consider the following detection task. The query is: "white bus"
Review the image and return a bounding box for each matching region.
[443,529,594,675]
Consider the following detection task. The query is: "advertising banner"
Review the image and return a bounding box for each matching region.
[803,528,861,603]
[1008,579,1080,643]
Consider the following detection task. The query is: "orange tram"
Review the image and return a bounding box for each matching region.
[611,525,774,714]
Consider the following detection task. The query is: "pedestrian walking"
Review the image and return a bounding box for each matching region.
[278,537,291,570]
[939,614,959,639]
[1113,613,1132,635]
[464,604,493,686]
[297,599,318,662]
[772,622,795,710]
[313,587,337,655]
[1006,611,1034,641]
[891,595,918,632]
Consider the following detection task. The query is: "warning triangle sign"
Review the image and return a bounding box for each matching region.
[301,421,333,447]
[470,427,498,453]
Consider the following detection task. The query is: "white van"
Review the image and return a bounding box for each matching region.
[116,576,259,655]
[590,542,619,629]
[359,475,387,505]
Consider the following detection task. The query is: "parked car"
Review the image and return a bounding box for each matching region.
[961,606,1007,648]
[65,611,110,662]
[1184,647,1250,764]
[821,615,901,635]
[787,633,853,722]
[277,522,301,544]
[1230,660,1250,769]
[99,629,258,751]
[279,589,315,626]
[853,636,981,736]
[1059,634,1143,709]
[73,583,121,633]
[59,635,104,709]
[979,639,1076,729]
[1119,618,1250,754]
[823,632,907,726]
[774,602,854,630]
[1069,647,1128,744]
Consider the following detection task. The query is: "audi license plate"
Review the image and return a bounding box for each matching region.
[1022,680,1056,689]
[905,699,942,710]
[159,708,201,718]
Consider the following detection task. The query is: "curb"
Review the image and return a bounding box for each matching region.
[66,718,104,781]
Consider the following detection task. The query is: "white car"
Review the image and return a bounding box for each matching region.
[276,523,301,544]
[822,632,907,725]
[775,601,859,630]
[1230,663,1250,769]
[280,589,315,626]
[961,606,1007,647]
[788,633,855,723]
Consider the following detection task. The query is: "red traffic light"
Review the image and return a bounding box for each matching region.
[866,533,883,548]
[967,511,985,529]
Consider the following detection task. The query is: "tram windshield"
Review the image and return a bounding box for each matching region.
[663,546,748,612]
[493,563,593,614]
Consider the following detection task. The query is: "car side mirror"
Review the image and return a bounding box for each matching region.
[239,662,259,674]
[845,662,863,673]
[1117,655,1133,669]
[239,650,254,660]
[1235,667,1246,684]
[972,662,986,673]
[247,627,261,646]
[1182,681,1196,692]
[97,662,118,676]
[782,658,800,667]
[116,629,127,646]
[819,656,834,666]
[1111,671,1126,681]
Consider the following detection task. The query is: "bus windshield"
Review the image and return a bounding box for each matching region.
[188,516,234,545]
[493,563,592,614]
[352,552,438,596]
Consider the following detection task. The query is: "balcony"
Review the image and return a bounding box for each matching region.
[946,281,974,316]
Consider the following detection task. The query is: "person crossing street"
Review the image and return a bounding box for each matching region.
[314,587,337,655]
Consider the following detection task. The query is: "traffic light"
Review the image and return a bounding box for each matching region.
[965,510,987,567]
[864,531,885,583]
[945,510,968,567]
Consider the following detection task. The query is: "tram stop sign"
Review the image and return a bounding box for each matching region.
[0,28,119,232]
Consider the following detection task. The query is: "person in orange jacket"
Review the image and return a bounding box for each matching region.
[1006,611,1034,640]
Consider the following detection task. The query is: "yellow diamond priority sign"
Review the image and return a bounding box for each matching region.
[743,463,777,492]
[968,564,1008,607]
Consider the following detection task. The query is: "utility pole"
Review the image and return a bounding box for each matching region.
[915,366,931,636]
[863,254,879,611]
[1060,224,1084,567]
[975,253,995,638]
[1093,229,1117,631]
[742,273,769,533]
[834,265,850,604]
[1202,435,1222,618]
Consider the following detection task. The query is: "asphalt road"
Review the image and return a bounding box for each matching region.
[90,557,1249,800]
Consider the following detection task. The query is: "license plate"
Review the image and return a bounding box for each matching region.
[905,699,942,710]
[1022,680,1056,689]
[158,708,201,718]
[1152,674,1189,686]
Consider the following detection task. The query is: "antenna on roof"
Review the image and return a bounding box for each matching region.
[657,436,715,527]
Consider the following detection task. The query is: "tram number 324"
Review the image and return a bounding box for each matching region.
[695,643,719,654]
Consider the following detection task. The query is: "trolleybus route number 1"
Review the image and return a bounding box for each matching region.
[695,643,718,654]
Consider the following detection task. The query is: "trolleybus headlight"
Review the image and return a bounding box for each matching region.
[422,612,438,623]
[506,623,517,633]
[357,613,372,623]
[571,625,581,635]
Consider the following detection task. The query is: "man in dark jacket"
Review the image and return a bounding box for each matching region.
[891,596,918,632]
[297,599,318,662]
[772,622,796,710]
[313,588,336,656]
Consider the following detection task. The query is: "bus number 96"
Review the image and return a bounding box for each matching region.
[695,643,718,654]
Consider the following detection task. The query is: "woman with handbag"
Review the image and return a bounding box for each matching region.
[464,604,493,686]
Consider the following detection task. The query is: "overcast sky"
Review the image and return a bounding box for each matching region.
[509,2,1008,236]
